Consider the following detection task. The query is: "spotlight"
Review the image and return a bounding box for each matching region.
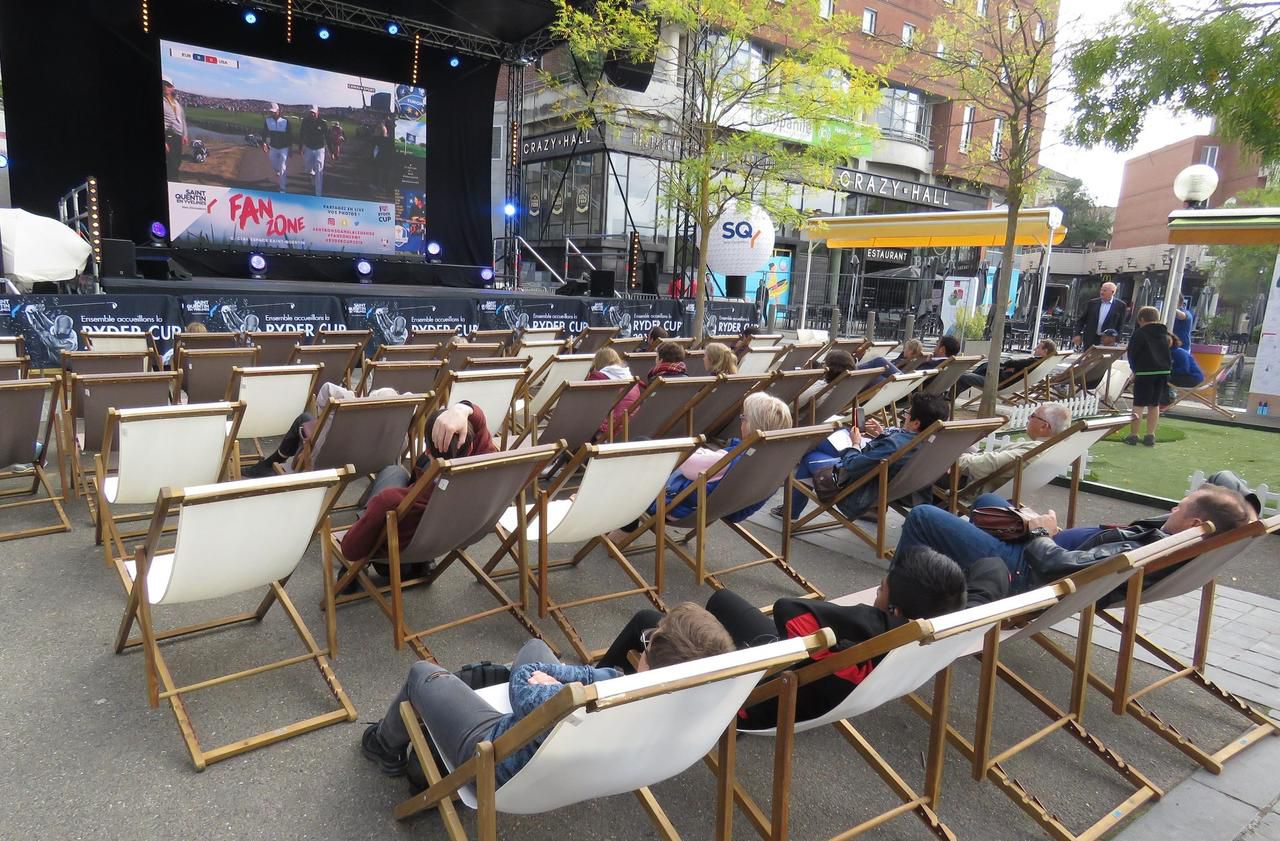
[248,252,268,278]
[480,267,495,283]
[385,20,400,35]
[0,153,9,169]
[355,258,374,281]
[242,8,258,24]
[148,220,168,245]
[317,26,331,40]
[448,55,461,68]
[503,202,517,217]
[426,241,442,257]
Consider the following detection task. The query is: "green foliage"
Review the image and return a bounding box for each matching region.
[1067,0,1280,163]
[1209,186,1280,307]
[1052,177,1113,247]
[952,308,988,339]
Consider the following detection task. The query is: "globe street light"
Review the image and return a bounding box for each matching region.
[1163,164,1220,328]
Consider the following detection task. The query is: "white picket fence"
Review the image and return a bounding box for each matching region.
[995,393,1102,433]
[1187,470,1279,518]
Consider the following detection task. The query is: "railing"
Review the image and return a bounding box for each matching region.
[563,237,597,280]
[492,236,564,289]
[994,394,1103,433]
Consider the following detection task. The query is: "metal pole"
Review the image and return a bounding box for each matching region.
[1030,226,1057,347]
[1163,243,1189,329]
[799,239,815,331]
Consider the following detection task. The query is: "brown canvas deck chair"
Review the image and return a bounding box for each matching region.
[571,325,619,354]
[356,359,444,396]
[289,342,361,390]
[0,377,70,542]
[180,346,260,403]
[0,335,25,359]
[606,335,644,354]
[317,327,371,348]
[81,330,161,368]
[619,375,716,441]
[771,341,825,371]
[854,371,928,423]
[0,357,29,380]
[409,327,461,346]
[243,330,305,366]
[719,586,1062,841]
[1163,352,1242,419]
[921,354,982,396]
[171,330,241,366]
[963,350,1072,407]
[470,328,517,348]
[510,378,632,451]
[488,438,701,661]
[226,364,322,465]
[96,402,245,572]
[113,467,356,771]
[682,373,772,440]
[764,369,825,411]
[624,351,657,379]
[60,350,151,408]
[738,347,786,376]
[440,368,527,441]
[614,425,835,596]
[289,394,429,491]
[393,631,831,841]
[1049,346,1128,400]
[802,368,883,424]
[683,349,709,377]
[375,343,447,363]
[323,443,562,661]
[791,418,1006,558]
[446,341,503,371]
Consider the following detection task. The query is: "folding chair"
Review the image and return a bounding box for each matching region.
[683,349,709,377]
[81,330,161,368]
[1163,353,1243,420]
[290,342,361,391]
[801,368,883,424]
[681,373,772,440]
[571,325,619,354]
[606,335,643,354]
[465,356,531,373]
[614,425,836,595]
[289,394,430,491]
[469,328,516,348]
[739,347,786,376]
[703,334,740,349]
[791,418,1007,558]
[1049,346,1128,401]
[748,332,785,348]
[409,327,461,346]
[521,327,563,342]
[854,371,928,423]
[356,360,444,396]
[393,630,833,841]
[171,330,241,365]
[317,327,372,350]
[963,351,1072,407]
[859,340,898,363]
[323,444,562,661]
[243,330,305,366]
[446,342,503,371]
[721,586,1062,841]
[825,337,868,358]
[489,438,701,660]
[509,378,632,452]
[0,335,25,359]
[771,342,825,372]
[180,346,260,403]
[226,364,322,465]
[624,351,657,379]
[96,402,245,572]
[764,369,825,411]
[619,375,716,441]
[0,378,71,542]
[0,358,29,381]
[375,344,447,363]
[60,350,151,408]
[440,368,527,441]
[921,354,982,396]
[113,468,356,771]
[509,339,566,386]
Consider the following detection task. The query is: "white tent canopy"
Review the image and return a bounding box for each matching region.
[1,208,92,292]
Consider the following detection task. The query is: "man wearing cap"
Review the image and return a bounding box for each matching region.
[298,105,328,196]
[261,103,292,192]
[161,76,187,182]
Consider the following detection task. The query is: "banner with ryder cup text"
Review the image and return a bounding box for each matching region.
[476,298,591,337]
[180,294,344,337]
[343,297,477,353]
[0,294,182,369]
[587,299,684,339]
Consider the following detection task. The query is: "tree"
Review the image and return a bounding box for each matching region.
[1210,186,1280,307]
[546,0,880,340]
[1066,1,1280,163]
[1052,177,1112,248]
[880,0,1061,416]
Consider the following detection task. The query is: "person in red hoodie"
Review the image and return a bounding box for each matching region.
[587,347,640,441]
[338,401,496,581]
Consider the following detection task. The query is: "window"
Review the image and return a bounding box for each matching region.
[959,105,975,152]
[935,40,946,58]
[990,117,1003,160]
[819,0,834,18]
[1006,9,1017,30]
[862,7,877,34]
[1201,145,1219,168]
[1029,76,1039,95]
[969,49,983,67]
[874,86,931,142]
[902,22,916,45]
[1034,20,1045,40]
[975,0,987,14]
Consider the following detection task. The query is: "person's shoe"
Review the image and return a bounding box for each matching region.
[361,723,407,776]
[1123,434,1140,446]
[1142,434,1156,447]
[770,504,785,519]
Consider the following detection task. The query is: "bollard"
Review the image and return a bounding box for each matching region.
[831,307,842,336]
[904,314,916,341]
[866,311,877,340]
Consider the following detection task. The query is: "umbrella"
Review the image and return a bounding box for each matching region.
[0,208,92,291]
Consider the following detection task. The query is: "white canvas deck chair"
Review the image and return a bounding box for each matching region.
[466,355,531,373]
[0,377,70,542]
[854,371,928,423]
[1049,346,1128,400]
[471,328,517,348]
[317,327,371,348]
[375,343,447,363]
[323,444,562,661]
[859,340,898,363]
[393,630,833,841]
[60,350,151,408]
[0,358,27,380]
[243,330,305,366]
[509,378,632,453]
[227,365,322,466]
[624,351,657,379]
[790,418,1006,559]
[681,373,772,440]
[519,353,594,425]
[921,354,982,396]
[355,359,443,396]
[172,330,241,360]
[409,326,462,346]
[509,339,567,386]
[0,335,25,359]
[613,425,836,597]
[290,342,361,391]
[446,341,503,371]
[683,349,709,377]
[96,401,245,572]
[440,368,527,442]
[619,375,716,441]
[801,368,882,424]
[739,347,786,375]
[720,587,1061,841]
[771,342,825,372]
[1163,352,1243,419]
[571,325,619,354]
[288,394,430,497]
[963,350,1072,407]
[81,330,161,369]
[764,369,825,411]
[606,335,644,355]
[487,438,701,661]
[113,468,356,771]
[180,346,260,404]
[748,332,784,347]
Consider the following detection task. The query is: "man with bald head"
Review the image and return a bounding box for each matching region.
[1074,281,1128,349]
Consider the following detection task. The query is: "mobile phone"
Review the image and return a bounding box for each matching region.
[854,407,865,430]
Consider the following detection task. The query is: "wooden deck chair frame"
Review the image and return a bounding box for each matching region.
[791,418,1007,558]
[771,342,825,372]
[509,339,568,386]
[227,365,322,466]
[465,355,531,372]
[683,349,709,377]
[316,327,372,348]
[446,341,504,371]
[470,328,517,348]
[571,325,619,354]
[611,425,836,597]
[618,375,717,442]
[171,330,242,364]
[374,343,447,363]
[113,467,357,771]
[438,367,528,443]
[179,346,261,404]
[508,378,632,452]
[484,438,701,661]
[624,351,657,379]
[80,330,161,368]
[289,342,361,390]
[60,350,152,408]
[0,335,25,360]
[824,337,868,359]
[854,371,928,424]
[963,351,1072,408]
[738,347,786,376]
[392,630,834,841]
[606,335,644,354]
[764,369,825,412]
[717,587,1062,841]
[289,394,431,490]
[703,333,741,349]
[95,401,246,572]
[409,327,462,346]
[921,354,982,396]
[676,373,772,441]
[243,330,306,366]
[0,377,71,542]
[748,332,784,348]
[355,359,444,397]
[1163,353,1243,420]
[1049,346,1128,401]
[0,357,30,380]
[859,340,899,363]
[802,368,883,424]
[322,443,562,661]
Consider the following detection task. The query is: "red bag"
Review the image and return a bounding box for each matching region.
[969,505,1038,541]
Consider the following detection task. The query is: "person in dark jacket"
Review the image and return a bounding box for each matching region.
[1167,339,1205,389]
[896,485,1253,599]
[1126,305,1173,446]
[1074,282,1128,349]
[958,338,1058,392]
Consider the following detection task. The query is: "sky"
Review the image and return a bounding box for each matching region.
[1038,0,1214,207]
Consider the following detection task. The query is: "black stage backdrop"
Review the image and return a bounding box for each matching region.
[476,298,593,336]
[180,295,345,338]
[0,0,499,285]
[0,294,183,369]
[344,297,477,352]
[587,299,685,338]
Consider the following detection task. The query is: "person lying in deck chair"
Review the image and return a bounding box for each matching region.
[588,347,641,441]
[644,341,688,385]
[597,548,1007,726]
[359,602,734,778]
[953,402,1072,486]
[957,338,1059,393]
[897,484,1254,598]
[795,350,858,410]
[243,381,400,477]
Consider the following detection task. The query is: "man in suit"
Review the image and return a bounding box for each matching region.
[1074,282,1127,348]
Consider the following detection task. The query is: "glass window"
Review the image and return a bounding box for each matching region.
[902,22,916,45]
[1007,9,1017,30]
[935,40,945,58]
[605,152,628,235]
[819,0,834,18]
[990,117,1003,160]
[959,105,975,152]
[627,156,660,237]
[802,187,836,216]
[1034,20,1044,40]
[491,126,503,160]
[1202,145,1219,168]
[975,0,987,14]
[862,8,877,34]
[873,87,930,142]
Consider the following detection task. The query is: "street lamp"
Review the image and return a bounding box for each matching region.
[1162,164,1219,327]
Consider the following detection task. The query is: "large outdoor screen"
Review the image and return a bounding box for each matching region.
[160,40,426,257]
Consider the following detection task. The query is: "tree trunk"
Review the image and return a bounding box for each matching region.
[979,195,1023,417]
[693,219,711,342]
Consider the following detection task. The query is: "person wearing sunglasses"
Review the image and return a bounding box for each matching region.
[954,401,1072,489]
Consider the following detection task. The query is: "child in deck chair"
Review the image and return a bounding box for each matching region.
[359,603,734,780]
[587,347,641,441]
[644,340,688,384]
[597,549,1006,727]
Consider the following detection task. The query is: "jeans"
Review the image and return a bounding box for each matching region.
[359,464,411,514]
[791,439,842,515]
[376,638,557,765]
[897,492,1030,589]
[856,357,901,386]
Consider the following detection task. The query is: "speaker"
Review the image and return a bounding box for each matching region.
[555,280,589,296]
[100,238,137,277]
[725,275,746,298]
[642,262,659,295]
[589,269,616,298]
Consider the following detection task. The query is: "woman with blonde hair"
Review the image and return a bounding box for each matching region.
[587,345,641,440]
[703,341,739,375]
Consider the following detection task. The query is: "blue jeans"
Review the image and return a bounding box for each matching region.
[856,357,901,386]
[791,439,842,515]
[897,492,1031,590]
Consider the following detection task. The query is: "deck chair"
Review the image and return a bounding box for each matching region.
[96,402,245,571]
[860,340,898,363]
[963,350,1072,407]
[81,330,161,368]
[614,425,836,596]
[739,347,786,376]
[683,349,709,377]
[1049,346,1128,400]
[171,330,241,368]
[0,358,29,380]
[825,337,868,358]
[356,360,444,396]
[802,368,883,424]
[791,418,1007,558]
[620,375,716,441]
[227,364,322,464]
[60,350,151,408]
[720,586,1062,841]
[113,468,355,770]
[0,378,70,542]
[375,344,448,363]
[510,378,632,452]
[289,342,361,390]
[441,368,527,440]
[470,328,517,348]
[571,325,619,354]
[0,335,25,359]
[323,443,562,661]
[1163,352,1242,419]
[465,356,531,373]
[393,630,833,841]
[409,327,461,346]
[625,351,657,379]
[446,342,503,371]
[748,332,784,347]
[289,394,430,485]
[771,342,825,372]
[317,327,372,349]
[682,373,772,440]
[243,331,305,366]
[764,369,825,411]
[488,438,701,661]
[921,354,982,396]
[180,346,260,404]
[854,371,928,422]
[509,339,566,385]
[606,335,644,354]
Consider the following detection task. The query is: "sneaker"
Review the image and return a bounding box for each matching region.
[361,723,408,776]
[770,504,785,519]
[1123,434,1140,446]
[1142,434,1156,447]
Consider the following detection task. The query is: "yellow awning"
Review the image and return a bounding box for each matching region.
[1168,208,1280,245]
[802,207,1067,249]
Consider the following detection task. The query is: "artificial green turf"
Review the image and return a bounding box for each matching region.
[1088,417,1280,500]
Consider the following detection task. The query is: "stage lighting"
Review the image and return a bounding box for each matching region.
[426,241,442,257]
[317,26,331,40]
[248,253,268,278]
[149,221,168,245]
[242,8,258,24]
[0,153,10,169]
[480,267,495,282]
[448,55,461,68]
[385,20,400,35]
[355,258,374,281]
[503,202,517,217]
